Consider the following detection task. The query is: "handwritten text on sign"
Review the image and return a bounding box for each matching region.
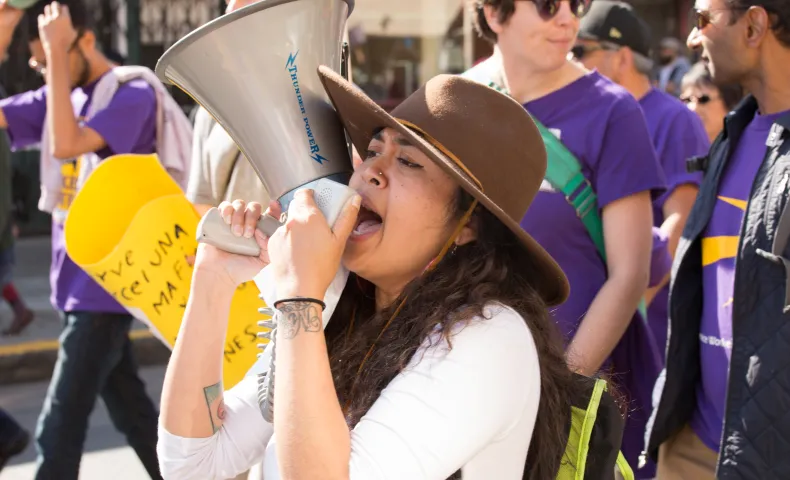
[94,223,191,319]
[70,193,265,388]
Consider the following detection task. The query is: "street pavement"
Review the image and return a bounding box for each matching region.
[0,365,166,480]
[0,236,170,385]
[0,238,253,479]
[0,238,170,478]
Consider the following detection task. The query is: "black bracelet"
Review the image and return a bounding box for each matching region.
[273,297,326,311]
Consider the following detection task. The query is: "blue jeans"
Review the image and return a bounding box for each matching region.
[34,311,162,480]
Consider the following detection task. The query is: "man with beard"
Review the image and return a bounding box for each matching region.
[644,0,790,478]
[0,0,185,478]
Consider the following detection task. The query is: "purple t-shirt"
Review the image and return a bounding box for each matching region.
[691,109,790,452]
[520,72,666,339]
[0,74,156,313]
[519,73,666,478]
[639,88,710,356]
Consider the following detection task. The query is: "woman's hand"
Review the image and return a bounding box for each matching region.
[268,189,361,300]
[192,200,279,287]
[38,2,78,54]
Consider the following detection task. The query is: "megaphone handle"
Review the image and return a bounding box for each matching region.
[196,207,282,256]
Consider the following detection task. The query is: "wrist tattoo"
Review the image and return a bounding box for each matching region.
[203,382,225,434]
[278,301,322,339]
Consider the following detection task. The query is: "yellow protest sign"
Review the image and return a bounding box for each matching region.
[64,154,268,389]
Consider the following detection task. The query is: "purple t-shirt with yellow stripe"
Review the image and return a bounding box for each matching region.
[691,108,790,452]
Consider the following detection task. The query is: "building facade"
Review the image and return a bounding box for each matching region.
[1,0,692,110]
[3,0,689,233]
[347,0,690,109]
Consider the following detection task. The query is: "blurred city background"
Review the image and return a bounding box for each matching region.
[0,0,699,477]
[3,0,695,238]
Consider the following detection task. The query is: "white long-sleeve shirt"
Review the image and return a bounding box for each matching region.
[157,267,542,480]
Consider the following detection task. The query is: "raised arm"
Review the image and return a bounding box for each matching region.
[158,200,273,479]
[38,5,108,159]
[160,267,236,438]
[0,1,25,129]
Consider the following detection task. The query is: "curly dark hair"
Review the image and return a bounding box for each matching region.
[472,0,517,44]
[727,0,790,47]
[323,188,580,479]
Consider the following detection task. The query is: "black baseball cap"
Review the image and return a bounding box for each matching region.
[578,0,652,58]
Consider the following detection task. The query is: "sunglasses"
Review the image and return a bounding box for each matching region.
[689,6,748,30]
[518,0,593,20]
[680,94,717,105]
[689,9,717,30]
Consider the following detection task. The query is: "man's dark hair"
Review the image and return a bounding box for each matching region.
[473,0,517,44]
[728,0,790,47]
[25,0,91,40]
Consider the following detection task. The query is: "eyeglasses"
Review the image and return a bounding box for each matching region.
[689,6,748,30]
[571,43,620,60]
[518,0,593,21]
[680,93,718,105]
[28,30,84,76]
[690,9,718,30]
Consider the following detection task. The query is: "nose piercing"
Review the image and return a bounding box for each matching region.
[378,171,383,176]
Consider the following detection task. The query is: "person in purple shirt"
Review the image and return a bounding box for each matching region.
[0,1,162,478]
[644,0,790,477]
[574,1,711,362]
[467,0,666,473]
[573,3,710,476]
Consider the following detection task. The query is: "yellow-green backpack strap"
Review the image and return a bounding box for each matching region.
[616,451,635,480]
[574,378,607,478]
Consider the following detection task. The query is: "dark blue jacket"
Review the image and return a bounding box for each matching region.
[645,95,790,478]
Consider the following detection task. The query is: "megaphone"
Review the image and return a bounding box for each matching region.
[155,0,357,256]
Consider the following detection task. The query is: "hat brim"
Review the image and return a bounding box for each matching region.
[316,66,569,306]
[576,31,602,41]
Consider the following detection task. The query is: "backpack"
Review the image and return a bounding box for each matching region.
[452,374,632,480]
[559,375,633,480]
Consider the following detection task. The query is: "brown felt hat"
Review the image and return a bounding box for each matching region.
[317,65,569,306]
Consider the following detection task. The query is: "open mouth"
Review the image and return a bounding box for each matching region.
[352,202,383,238]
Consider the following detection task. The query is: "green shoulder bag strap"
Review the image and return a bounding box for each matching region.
[476,68,647,320]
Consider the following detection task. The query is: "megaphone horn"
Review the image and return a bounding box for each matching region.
[155,0,358,256]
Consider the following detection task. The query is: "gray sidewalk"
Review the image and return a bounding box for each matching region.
[0,236,170,385]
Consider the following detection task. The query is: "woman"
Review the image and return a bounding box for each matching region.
[158,67,582,479]
[465,0,666,476]
[680,61,745,143]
